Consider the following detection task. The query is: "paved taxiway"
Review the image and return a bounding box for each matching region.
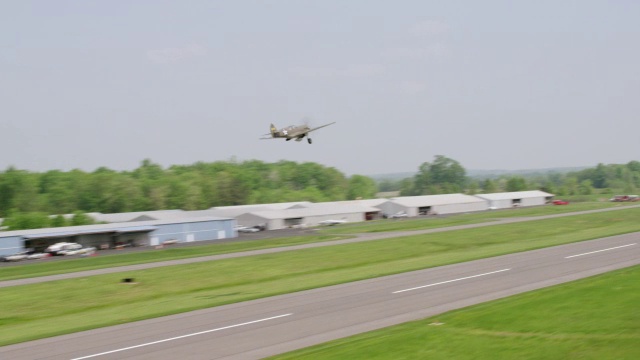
[2,232,638,359]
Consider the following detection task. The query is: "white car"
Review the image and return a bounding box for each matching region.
[388,212,408,218]
[238,227,260,233]
[46,242,82,255]
[319,220,347,226]
[27,253,49,260]
[77,247,96,255]
[3,253,28,262]
[59,249,81,256]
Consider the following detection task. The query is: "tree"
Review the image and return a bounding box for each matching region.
[412,155,467,195]
[627,161,640,172]
[346,175,377,200]
[0,167,40,216]
[70,211,94,226]
[481,179,498,193]
[133,159,164,180]
[466,180,479,195]
[377,179,401,192]
[591,163,608,188]
[214,171,248,206]
[399,178,415,196]
[563,177,579,195]
[539,183,556,195]
[50,214,67,227]
[3,211,51,230]
[578,180,593,195]
[505,177,527,192]
[429,155,466,188]
[298,186,328,202]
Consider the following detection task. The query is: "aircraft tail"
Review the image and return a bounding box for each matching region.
[270,124,278,137]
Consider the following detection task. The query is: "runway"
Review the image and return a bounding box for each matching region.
[2,232,638,360]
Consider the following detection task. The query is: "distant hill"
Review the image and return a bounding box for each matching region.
[368,172,415,181]
[467,166,590,179]
[369,167,589,181]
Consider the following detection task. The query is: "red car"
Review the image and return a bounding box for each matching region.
[552,200,569,205]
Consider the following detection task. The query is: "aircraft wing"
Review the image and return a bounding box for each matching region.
[307,122,336,133]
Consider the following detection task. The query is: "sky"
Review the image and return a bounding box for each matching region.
[1,1,639,176]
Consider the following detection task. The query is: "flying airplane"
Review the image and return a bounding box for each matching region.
[261,122,336,144]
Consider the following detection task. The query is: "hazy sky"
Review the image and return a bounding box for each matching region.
[2,1,639,175]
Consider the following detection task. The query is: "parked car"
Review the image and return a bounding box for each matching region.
[26,252,49,260]
[552,200,569,205]
[1,252,29,262]
[238,227,260,233]
[609,195,639,202]
[388,212,408,218]
[46,242,82,255]
[318,220,347,226]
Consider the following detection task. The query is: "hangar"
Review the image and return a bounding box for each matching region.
[236,204,382,230]
[301,198,389,209]
[475,190,554,209]
[0,216,235,256]
[295,201,385,221]
[378,194,488,217]
[90,210,187,223]
[191,202,313,219]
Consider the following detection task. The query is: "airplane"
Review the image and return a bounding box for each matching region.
[261,121,336,144]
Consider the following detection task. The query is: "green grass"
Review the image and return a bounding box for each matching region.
[271,265,640,360]
[0,234,349,281]
[1,207,639,346]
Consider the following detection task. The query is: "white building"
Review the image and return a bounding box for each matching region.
[0,216,236,256]
[285,199,388,208]
[378,194,488,217]
[236,204,381,230]
[475,191,554,209]
[91,210,186,223]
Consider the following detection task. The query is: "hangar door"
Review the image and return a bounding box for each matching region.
[284,217,303,227]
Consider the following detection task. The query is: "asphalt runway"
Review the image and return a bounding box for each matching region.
[2,232,638,360]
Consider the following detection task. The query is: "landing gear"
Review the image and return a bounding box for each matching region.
[308,138,312,144]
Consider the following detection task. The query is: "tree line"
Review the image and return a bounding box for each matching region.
[0,159,378,219]
[2,156,639,230]
[378,156,640,197]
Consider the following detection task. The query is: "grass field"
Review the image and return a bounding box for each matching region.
[0,234,349,281]
[2,202,635,282]
[271,265,640,360]
[1,207,639,346]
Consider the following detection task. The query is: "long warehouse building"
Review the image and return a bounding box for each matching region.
[0,216,235,256]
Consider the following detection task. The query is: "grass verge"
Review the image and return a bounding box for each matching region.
[270,265,640,360]
[0,234,349,281]
[0,207,639,346]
